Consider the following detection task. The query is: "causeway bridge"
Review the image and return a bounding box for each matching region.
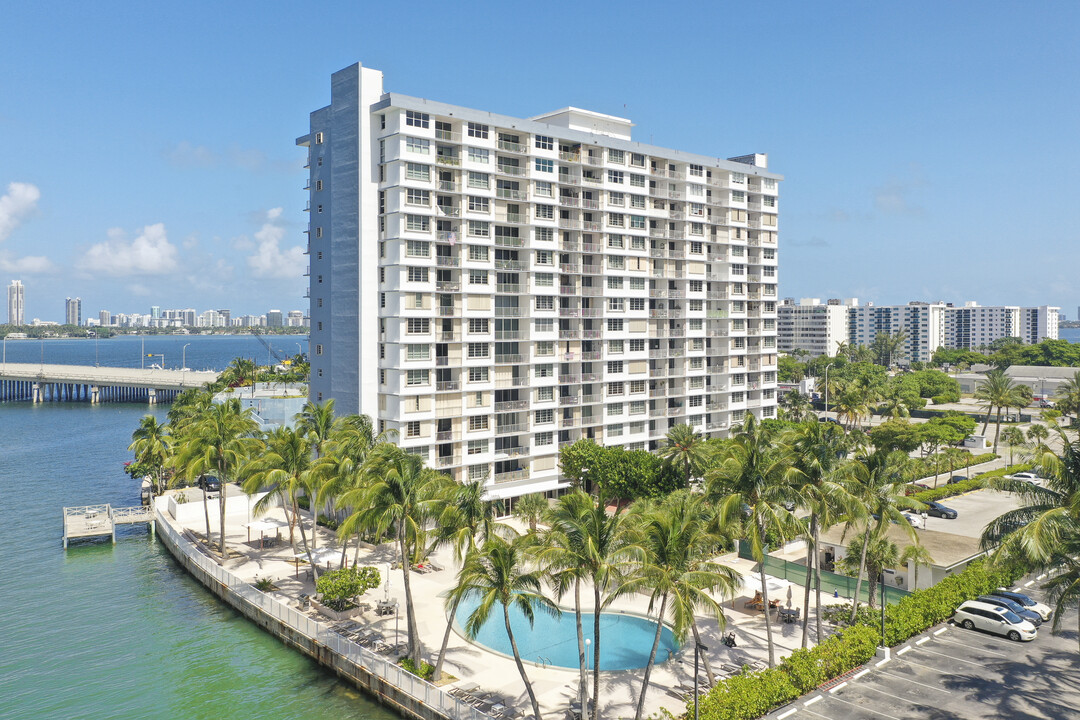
[0,363,219,404]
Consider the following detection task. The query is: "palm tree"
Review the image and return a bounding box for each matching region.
[839,531,900,609]
[243,426,320,575]
[982,427,1080,650]
[787,420,858,646]
[845,449,921,622]
[629,492,740,718]
[337,445,450,669]
[879,385,912,419]
[174,398,259,561]
[1053,371,1080,427]
[938,447,968,487]
[296,399,338,460]
[899,543,935,591]
[512,493,549,533]
[431,480,503,682]
[657,423,707,488]
[128,414,173,496]
[1027,423,1050,446]
[779,390,815,423]
[541,489,641,720]
[999,426,1027,466]
[975,369,1026,451]
[706,414,799,667]
[450,535,557,720]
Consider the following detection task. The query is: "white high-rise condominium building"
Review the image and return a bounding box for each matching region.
[847,302,948,364]
[778,298,855,357]
[65,297,82,326]
[1021,305,1059,344]
[7,280,24,325]
[300,63,781,500]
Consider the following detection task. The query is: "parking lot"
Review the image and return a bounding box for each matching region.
[768,578,1078,720]
[918,489,1020,537]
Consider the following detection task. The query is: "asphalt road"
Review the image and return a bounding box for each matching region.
[768,577,1079,720]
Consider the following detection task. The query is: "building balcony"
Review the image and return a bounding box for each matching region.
[436,256,460,267]
[494,354,526,364]
[494,469,530,484]
[494,399,529,413]
[436,281,460,292]
[497,139,528,154]
[436,455,461,468]
[436,380,460,392]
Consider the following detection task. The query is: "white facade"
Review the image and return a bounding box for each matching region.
[1020,305,1059,344]
[778,298,854,357]
[846,302,948,364]
[301,62,782,499]
[7,280,25,325]
[64,297,82,326]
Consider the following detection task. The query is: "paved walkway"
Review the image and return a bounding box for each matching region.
[163,500,839,719]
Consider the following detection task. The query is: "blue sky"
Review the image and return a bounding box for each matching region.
[2,1,1078,321]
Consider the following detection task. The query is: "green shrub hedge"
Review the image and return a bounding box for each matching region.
[912,478,985,503]
[693,558,1023,720]
[911,452,996,481]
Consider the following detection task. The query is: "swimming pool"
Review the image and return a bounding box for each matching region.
[454,598,678,671]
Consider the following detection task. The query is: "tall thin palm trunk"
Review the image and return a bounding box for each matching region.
[981,404,993,436]
[592,585,602,720]
[398,521,422,668]
[503,605,542,720]
[217,464,228,561]
[434,562,468,682]
[813,523,824,644]
[691,622,715,686]
[296,503,319,583]
[759,563,776,667]
[574,579,588,716]
[801,514,817,648]
[993,407,1004,452]
[849,524,874,623]
[201,488,213,548]
[634,593,668,720]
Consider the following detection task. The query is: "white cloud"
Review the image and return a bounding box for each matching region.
[0,251,55,273]
[81,223,179,276]
[0,182,41,242]
[245,207,305,279]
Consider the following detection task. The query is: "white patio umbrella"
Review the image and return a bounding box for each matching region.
[242,518,288,547]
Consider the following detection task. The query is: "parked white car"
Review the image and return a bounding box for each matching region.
[1007,472,1046,486]
[953,600,1037,641]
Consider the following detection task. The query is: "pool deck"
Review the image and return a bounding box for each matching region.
[162,494,845,719]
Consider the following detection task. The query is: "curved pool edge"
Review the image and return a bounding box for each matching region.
[449,601,684,673]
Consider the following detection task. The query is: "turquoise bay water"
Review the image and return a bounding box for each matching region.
[455,597,677,671]
[0,337,393,720]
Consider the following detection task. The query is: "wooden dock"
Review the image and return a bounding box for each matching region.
[62,504,156,549]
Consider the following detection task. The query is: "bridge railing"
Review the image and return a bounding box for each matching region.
[64,505,110,518]
[155,509,492,720]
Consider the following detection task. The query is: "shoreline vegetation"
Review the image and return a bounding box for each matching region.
[127,356,1080,720]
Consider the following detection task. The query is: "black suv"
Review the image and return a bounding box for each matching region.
[977,595,1042,626]
[196,475,222,493]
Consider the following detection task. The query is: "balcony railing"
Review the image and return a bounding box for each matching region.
[436,256,460,267]
[494,354,526,364]
[495,423,529,436]
[436,430,457,442]
[436,381,460,392]
[436,281,460,292]
[559,395,580,406]
[495,259,528,271]
[436,455,461,467]
[436,155,461,166]
[497,139,528,154]
[496,188,529,201]
[494,400,529,412]
[494,469,530,483]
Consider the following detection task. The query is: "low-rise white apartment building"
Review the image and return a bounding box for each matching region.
[300,63,782,501]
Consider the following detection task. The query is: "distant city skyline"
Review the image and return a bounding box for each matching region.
[2,5,1079,317]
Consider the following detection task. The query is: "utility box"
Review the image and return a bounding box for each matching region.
[963,435,990,449]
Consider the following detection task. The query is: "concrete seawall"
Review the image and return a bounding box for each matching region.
[155,507,490,720]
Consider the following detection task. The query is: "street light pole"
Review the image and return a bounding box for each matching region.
[880,569,887,649]
[182,343,191,371]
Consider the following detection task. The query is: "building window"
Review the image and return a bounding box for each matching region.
[407,266,429,282]
[535,431,553,446]
[535,204,554,220]
[406,344,430,361]
[468,171,490,189]
[468,196,490,213]
[315,180,323,191]
[405,110,429,128]
[406,137,430,154]
[406,369,429,386]
[537,386,553,401]
[469,270,488,285]
[406,163,431,181]
[534,181,553,198]
[607,360,624,374]
[535,158,554,173]
[608,149,625,164]
[407,318,430,334]
[467,342,489,358]
[535,409,554,424]
[468,245,489,262]
[468,147,490,164]
[607,318,623,332]
[406,188,430,206]
[469,415,489,431]
[405,215,430,232]
[468,366,490,382]
[607,170,624,184]
[315,344,323,355]
[535,296,554,310]
[467,220,490,237]
[405,240,430,257]
[468,439,487,455]
[628,338,645,352]
[609,339,624,354]
[469,318,490,333]
[467,122,489,139]
[535,135,554,151]
[406,421,421,438]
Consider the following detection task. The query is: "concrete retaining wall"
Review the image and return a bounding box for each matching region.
[155,507,488,720]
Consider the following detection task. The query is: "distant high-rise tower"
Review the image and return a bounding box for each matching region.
[99,310,112,327]
[65,297,82,326]
[8,280,25,325]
